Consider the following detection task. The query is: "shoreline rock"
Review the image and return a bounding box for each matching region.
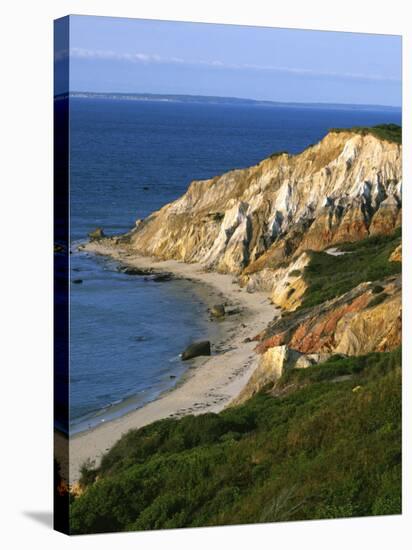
[118,266,154,276]
[210,304,226,319]
[181,341,211,361]
[88,227,105,241]
[152,272,173,282]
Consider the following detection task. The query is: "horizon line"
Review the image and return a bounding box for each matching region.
[57,90,402,110]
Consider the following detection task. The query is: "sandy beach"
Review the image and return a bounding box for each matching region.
[68,241,276,484]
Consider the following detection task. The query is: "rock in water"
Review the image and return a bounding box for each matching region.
[88,227,105,241]
[210,304,225,318]
[181,341,211,361]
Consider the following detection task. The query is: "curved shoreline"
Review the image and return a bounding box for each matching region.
[68,241,276,484]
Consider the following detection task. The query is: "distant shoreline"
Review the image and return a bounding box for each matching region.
[54,91,401,112]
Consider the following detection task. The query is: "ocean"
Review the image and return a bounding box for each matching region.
[69,98,401,433]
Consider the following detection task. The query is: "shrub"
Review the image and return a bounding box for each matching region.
[79,459,98,488]
[368,293,389,308]
[269,150,289,159]
[372,285,385,294]
[70,349,401,533]
[329,124,401,144]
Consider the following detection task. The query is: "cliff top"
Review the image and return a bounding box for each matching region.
[328,123,401,144]
[262,124,401,171]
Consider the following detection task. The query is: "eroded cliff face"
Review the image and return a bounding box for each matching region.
[390,244,402,262]
[232,275,401,404]
[100,129,402,406]
[231,345,331,405]
[242,252,310,311]
[125,131,401,278]
[255,275,401,355]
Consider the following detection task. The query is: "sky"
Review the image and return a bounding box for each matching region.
[55,15,402,106]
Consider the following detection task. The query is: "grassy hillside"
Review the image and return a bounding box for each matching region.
[70,348,401,534]
[300,228,401,309]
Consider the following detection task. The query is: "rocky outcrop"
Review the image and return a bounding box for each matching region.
[230,275,401,404]
[88,227,105,241]
[232,345,330,405]
[181,341,211,360]
[210,304,226,319]
[241,252,310,311]
[91,129,401,406]
[119,131,401,277]
[334,291,401,355]
[256,275,401,357]
[390,244,402,262]
[369,194,401,236]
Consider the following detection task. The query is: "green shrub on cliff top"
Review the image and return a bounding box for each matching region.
[70,348,401,534]
[329,123,402,144]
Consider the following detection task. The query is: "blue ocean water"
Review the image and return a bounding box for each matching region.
[69,98,401,432]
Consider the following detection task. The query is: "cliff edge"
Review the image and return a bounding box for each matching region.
[94,125,402,404]
[122,128,401,280]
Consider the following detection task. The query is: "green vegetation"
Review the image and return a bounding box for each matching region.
[269,150,289,159]
[70,348,401,534]
[330,124,402,144]
[288,269,302,277]
[372,284,385,294]
[300,228,401,309]
[266,123,401,166]
[367,293,389,309]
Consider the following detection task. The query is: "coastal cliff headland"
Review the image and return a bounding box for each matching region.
[119,127,401,274]
[68,125,402,531]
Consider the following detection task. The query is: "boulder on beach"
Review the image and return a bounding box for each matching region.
[210,304,225,318]
[88,227,105,241]
[181,341,211,361]
[119,266,153,276]
[152,272,173,282]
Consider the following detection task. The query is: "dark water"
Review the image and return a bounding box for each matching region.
[69,98,401,432]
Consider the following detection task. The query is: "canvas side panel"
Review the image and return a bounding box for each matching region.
[53,15,70,536]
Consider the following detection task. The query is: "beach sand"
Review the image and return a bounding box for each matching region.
[68,241,277,484]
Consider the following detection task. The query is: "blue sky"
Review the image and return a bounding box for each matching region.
[56,15,402,106]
